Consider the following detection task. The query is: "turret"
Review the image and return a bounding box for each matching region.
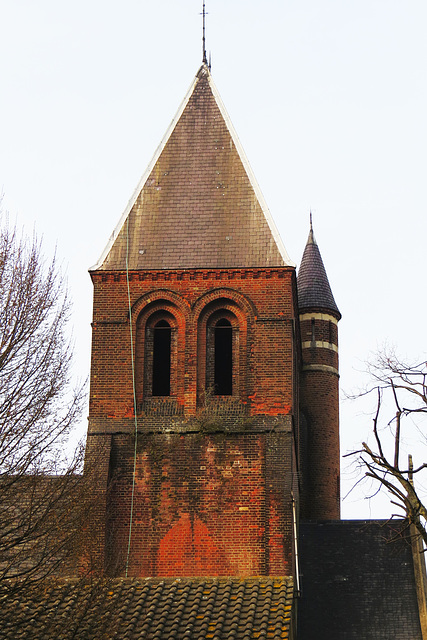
[298,219,341,520]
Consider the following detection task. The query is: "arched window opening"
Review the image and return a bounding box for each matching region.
[137,304,181,404]
[152,320,171,396]
[214,318,232,395]
[201,303,243,402]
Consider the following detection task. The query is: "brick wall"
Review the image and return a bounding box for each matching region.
[88,267,298,423]
[86,266,301,577]
[105,430,294,577]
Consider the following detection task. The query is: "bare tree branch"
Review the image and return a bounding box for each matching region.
[349,347,427,545]
[0,212,93,593]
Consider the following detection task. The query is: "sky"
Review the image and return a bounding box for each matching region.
[1,0,426,519]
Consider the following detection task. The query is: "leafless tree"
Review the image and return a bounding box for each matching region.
[0,214,91,591]
[348,348,427,545]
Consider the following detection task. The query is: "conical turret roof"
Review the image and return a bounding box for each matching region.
[93,64,293,271]
[297,222,341,318]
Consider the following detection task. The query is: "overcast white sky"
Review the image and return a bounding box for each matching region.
[1,0,426,519]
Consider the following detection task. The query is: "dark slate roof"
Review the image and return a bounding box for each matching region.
[1,576,295,640]
[93,64,293,271]
[298,520,423,640]
[297,224,340,318]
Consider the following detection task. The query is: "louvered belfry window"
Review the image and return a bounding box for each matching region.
[213,318,233,395]
[152,319,171,396]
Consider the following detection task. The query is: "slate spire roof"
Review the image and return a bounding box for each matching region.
[93,64,293,271]
[297,219,341,318]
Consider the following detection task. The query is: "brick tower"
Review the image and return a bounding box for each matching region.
[297,219,341,520]
[85,63,304,579]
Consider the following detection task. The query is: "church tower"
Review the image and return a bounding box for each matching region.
[297,220,341,520]
[85,63,304,580]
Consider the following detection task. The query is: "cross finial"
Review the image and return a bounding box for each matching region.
[202,1,207,64]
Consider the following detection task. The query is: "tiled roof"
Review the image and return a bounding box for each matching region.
[297,225,340,318]
[298,520,423,640]
[1,576,294,640]
[93,64,293,271]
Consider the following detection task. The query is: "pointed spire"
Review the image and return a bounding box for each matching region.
[93,65,293,271]
[307,209,315,244]
[297,216,341,318]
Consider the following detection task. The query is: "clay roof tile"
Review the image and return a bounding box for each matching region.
[2,577,294,640]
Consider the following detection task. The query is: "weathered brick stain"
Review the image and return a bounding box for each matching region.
[103,433,291,577]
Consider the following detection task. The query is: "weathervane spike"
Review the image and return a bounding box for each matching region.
[202,1,207,64]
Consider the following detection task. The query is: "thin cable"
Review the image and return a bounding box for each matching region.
[124,214,139,578]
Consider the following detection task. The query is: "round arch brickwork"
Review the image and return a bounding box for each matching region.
[131,289,190,321]
[192,287,257,323]
[135,295,187,405]
[194,289,256,404]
